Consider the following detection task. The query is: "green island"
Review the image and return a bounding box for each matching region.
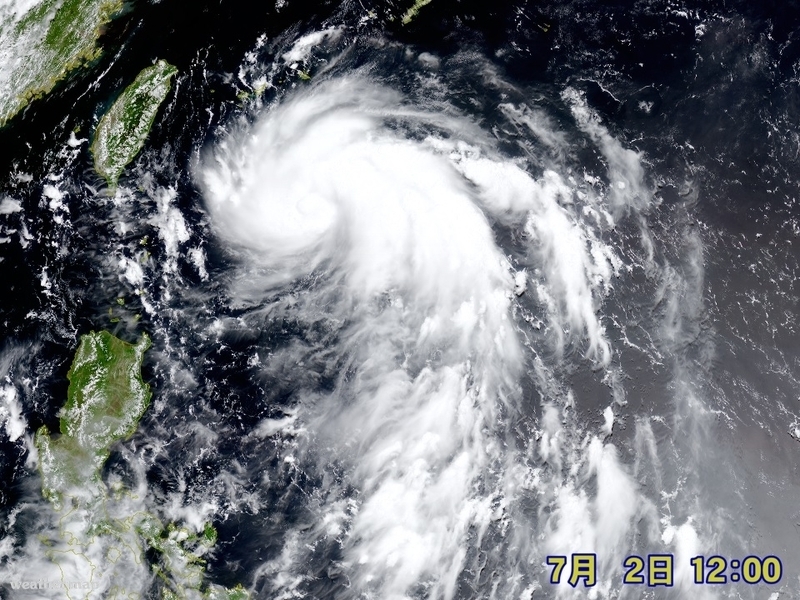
[35,330,248,599]
[91,60,178,188]
[401,0,433,24]
[0,0,123,127]
[36,330,152,507]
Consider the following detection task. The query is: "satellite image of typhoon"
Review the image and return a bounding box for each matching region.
[0,0,799,598]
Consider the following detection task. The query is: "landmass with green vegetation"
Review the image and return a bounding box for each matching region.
[35,330,152,508]
[35,330,249,599]
[401,0,433,24]
[91,60,178,188]
[0,0,123,127]
[138,516,250,600]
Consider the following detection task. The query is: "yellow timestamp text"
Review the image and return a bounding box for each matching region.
[545,554,783,587]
